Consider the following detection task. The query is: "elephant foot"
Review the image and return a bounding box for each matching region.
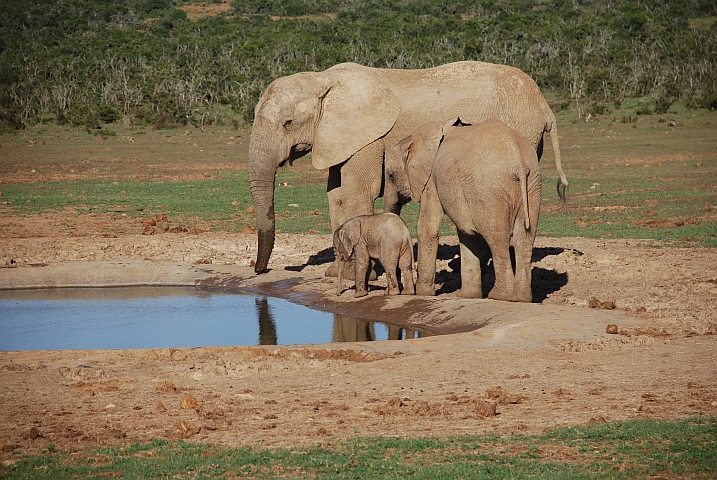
[354,289,368,298]
[325,261,340,278]
[512,289,532,303]
[386,287,401,296]
[457,288,482,299]
[488,287,513,302]
[401,287,415,295]
[416,284,435,296]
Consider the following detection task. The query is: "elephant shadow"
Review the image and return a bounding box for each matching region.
[285,247,388,282]
[433,244,568,303]
[285,247,335,272]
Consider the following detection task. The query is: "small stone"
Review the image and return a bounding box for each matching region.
[156,402,167,413]
[606,324,619,334]
[156,381,176,393]
[180,393,200,410]
[474,400,496,417]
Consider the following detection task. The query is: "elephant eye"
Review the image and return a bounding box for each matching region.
[387,172,396,182]
[282,119,293,129]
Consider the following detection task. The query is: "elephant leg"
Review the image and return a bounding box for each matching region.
[416,184,443,296]
[486,232,514,301]
[456,230,483,298]
[325,145,384,278]
[399,247,415,295]
[353,249,370,298]
[511,216,534,303]
[382,255,401,296]
[387,325,402,340]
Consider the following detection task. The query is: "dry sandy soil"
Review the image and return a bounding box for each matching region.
[1,217,716,458]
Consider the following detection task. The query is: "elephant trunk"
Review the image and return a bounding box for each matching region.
[337,256,343,296]
[382,183,403,216]
[249,142,279,274]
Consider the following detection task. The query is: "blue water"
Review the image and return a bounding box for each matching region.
[0,287,428,351]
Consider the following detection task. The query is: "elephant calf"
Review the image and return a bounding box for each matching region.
[333,213,416,298]
[384,119,541,302]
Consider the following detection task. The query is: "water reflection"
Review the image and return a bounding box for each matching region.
[254,299,435,346]
[255,297,278,345]
[333,314,376,342]
[0,288,439,351]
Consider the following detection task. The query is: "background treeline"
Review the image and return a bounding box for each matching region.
[1,0,716,132]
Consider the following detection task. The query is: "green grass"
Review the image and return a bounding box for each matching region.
[1,105,716,244]
[536,105,717,247]
[2,417,715,479]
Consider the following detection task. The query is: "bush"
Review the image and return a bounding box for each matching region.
[654,96,672,114]
[98,105,121,124]
[635,104,654,116]
[0,111,25,133]
[702,94,717,111]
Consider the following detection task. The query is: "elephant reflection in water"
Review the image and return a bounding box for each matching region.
[255,298,278,345]
[254,299,434,344]
[332,313,433,342]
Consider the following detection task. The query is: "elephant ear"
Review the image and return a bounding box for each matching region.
[406,122,444,202]
[312,68,400,170]
[338,226,358,260]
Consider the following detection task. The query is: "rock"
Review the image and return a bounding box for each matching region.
[606,324,619,334]
[485,386,524,405]
[23,427,43,440]
[156,402,167,413]
[59,366,106,380]
[176,421,200,437]
[474,400,496,417]
[180,393,200,410]
[156,381,176,393]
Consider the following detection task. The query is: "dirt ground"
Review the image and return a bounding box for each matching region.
[1,215,716,458]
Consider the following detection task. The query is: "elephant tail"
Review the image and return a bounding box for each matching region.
[519,164,531,231]
[546,115,569,202]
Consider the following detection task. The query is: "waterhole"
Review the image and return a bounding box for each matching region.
[0,287,436,351]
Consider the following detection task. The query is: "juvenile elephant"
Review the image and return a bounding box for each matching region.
[249,61,568,274]
[333,213,415,298]
[384,119,541,301]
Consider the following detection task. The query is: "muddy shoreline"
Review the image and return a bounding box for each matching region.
[1,232,716,457]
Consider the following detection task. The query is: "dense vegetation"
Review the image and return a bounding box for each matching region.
[1,0,716,132]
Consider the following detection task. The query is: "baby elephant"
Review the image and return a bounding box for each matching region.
[333,213,415,298]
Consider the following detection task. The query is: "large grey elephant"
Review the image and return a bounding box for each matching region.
[249,61,567,274]
[384,119,542,301]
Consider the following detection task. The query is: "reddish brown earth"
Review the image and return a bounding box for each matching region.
[1,218,716,459]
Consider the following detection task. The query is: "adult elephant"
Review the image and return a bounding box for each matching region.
[249,61,567,274]
[384,119,542,300]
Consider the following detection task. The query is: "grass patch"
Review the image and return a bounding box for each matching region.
[2,417,715,479]
[1,106,715,244]
[536,106,717,246]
